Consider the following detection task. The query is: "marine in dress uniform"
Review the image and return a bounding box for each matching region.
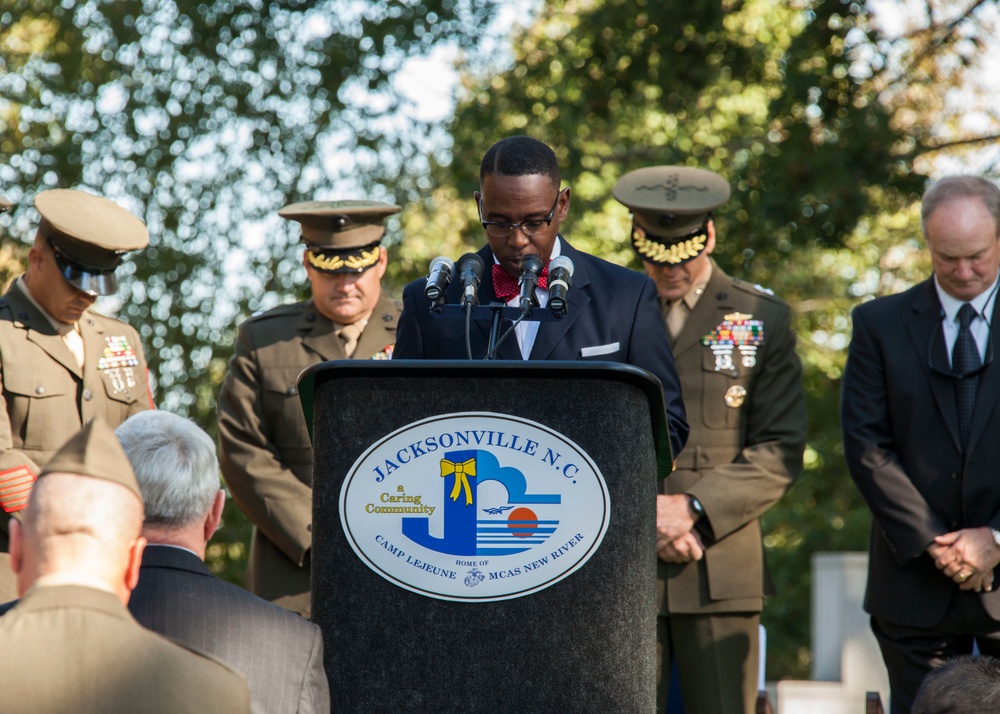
[614,167,806,714]
[0,188,153,601]
[218,200,402,617]
[0,418,250,714]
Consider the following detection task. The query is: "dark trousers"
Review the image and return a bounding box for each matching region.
[873,590,1000,714]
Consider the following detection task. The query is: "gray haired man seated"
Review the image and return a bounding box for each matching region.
[116,410,330,714]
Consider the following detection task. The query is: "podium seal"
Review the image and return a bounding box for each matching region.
[340,411,610,602]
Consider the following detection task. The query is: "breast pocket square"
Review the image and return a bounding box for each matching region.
[580,342,620,358]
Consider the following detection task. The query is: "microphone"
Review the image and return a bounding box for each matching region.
[517,254,543,316]
[423,256,455,302]
[548,255,574,317]
[457,253,485,307]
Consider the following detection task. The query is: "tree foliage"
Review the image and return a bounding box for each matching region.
[1,0,504,581]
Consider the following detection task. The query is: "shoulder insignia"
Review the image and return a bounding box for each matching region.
[702,314,764,370]
[245,301,306,323]
[0,465,37,513]
[727,277,789,308]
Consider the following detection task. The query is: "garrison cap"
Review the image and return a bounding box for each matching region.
[0,196,10,213]
[279,200,401,274]
[34,188,149,296]
[613,166,731,266]
[40,418,142,503]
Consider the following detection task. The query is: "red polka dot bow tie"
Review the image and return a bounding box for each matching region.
[491,262,549,300]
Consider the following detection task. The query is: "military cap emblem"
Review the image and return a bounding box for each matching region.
[613,166,731,266]
[279,199,401,274]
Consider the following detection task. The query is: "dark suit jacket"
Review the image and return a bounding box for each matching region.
[842,277,1000,627]
[393,239,689,457]
[0,584,250,713]
[128,545,330,714]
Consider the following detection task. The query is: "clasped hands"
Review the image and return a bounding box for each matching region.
[656,494,704,563]
[927,527,1000,593]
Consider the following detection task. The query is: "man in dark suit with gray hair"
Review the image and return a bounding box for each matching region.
[117,410,330,714]
[843,175,1000,714]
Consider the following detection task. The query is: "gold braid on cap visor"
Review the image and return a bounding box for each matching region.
[631,223,707,266]
[307,245,381,273]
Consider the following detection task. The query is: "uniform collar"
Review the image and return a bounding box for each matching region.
[16,276,77,336]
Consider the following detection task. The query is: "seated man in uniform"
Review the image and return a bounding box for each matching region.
[1,418,250,713]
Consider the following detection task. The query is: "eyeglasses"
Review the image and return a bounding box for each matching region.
[479,189,564,239]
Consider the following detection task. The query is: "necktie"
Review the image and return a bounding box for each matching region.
[953,302,982,451]
[338,322,363,358]
[491,263,549,300]
[666,300,688,339]
[64,326,85,370]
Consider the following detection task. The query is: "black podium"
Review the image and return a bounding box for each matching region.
[299,360,672,713]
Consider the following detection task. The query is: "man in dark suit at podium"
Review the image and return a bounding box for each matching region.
[393,136,688,457]
[119,410,330,714]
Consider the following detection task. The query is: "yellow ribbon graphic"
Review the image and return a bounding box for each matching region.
[440,458,476,506]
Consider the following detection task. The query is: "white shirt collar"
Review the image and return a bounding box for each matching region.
[934,274,1000,324]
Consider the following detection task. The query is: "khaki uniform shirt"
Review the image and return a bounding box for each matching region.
[218,290,401,616]
[0,279,152,598]
[658,261,806,614]
[0,584,250,713]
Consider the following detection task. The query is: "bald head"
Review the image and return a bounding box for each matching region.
[11,473,145,601]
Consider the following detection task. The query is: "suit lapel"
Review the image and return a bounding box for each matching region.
[529,239,590,360]
[967,291,1000,453]
[907,280,961,451]
[298,302,347,361]
[352,292,398,359]
[670,265,732,358]
[80,313,105,382]
[6,282,82,378]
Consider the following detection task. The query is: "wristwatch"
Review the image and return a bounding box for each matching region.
[688,495,706,521]
[991,528,1000,549]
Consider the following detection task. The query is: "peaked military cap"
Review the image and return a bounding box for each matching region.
[279,200,401,274]
[0,196,10,213]
[613,166,731,266]
[34,188,150,296]
[40,418,142,502]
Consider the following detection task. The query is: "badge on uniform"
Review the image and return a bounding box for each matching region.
[98,335,140,394]
[701,312,765,372]
[372,344,394,360]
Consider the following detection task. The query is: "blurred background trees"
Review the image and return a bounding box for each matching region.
[3,0,1000,680]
